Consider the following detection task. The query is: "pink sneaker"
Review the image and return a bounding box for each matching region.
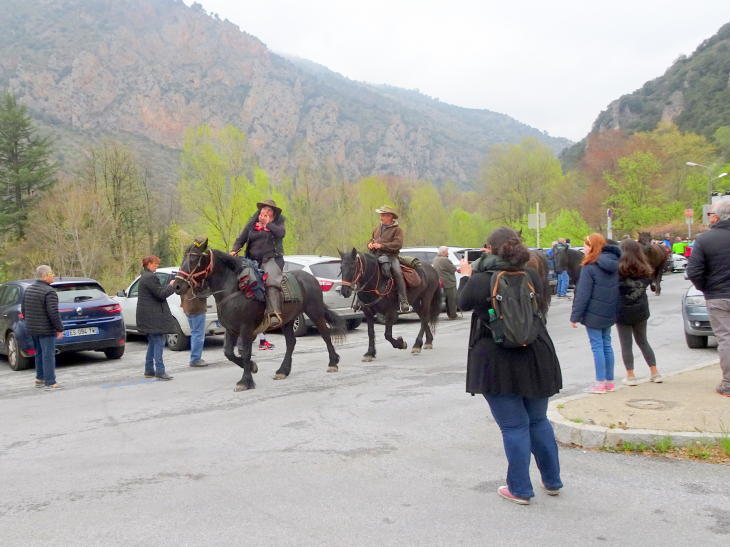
[582,383,606,394]
[498,486,530,505]
[605,382,615,392]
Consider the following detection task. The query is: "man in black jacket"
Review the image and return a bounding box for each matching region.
[687,200,730,396]
[230,200,286,327]
[21,266,64,389]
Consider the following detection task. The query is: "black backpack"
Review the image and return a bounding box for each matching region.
[487,270,541,348]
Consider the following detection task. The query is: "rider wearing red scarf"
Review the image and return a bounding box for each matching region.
[230,200,286,327]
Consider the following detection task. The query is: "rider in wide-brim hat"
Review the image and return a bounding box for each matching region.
[368,204,409,312]
[231,199,286,327]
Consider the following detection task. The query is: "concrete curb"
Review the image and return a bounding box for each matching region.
[548,359,725,448]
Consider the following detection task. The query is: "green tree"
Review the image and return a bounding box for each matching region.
[604,151,667,230]
[538,210,591,247]
[404,182,447,246]
[478,137,563,225]
[0,91,56,239]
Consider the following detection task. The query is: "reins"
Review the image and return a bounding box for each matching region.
[175,249,214,290]
[342,253,393,308]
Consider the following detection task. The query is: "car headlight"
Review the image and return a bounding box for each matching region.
[686,296,706,306]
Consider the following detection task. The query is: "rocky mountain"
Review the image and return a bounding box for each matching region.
[0,0,572,188]
[561,22,730,167]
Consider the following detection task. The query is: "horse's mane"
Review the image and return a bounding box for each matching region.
[212,249,243,275]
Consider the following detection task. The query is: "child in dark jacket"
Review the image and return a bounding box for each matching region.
[570,233,621,394]
[616,239,661,386]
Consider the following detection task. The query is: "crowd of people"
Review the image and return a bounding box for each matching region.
[21,198,730,507]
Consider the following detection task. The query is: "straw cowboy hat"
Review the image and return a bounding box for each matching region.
[375,204,398,219]
[256,199,282,216]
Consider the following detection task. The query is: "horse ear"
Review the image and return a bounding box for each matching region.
[351,247,357,258]
[337,248,342,257]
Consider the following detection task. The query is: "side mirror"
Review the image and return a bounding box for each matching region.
[117,290,126,297]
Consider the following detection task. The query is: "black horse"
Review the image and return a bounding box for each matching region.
[638,232,668,295]
[553,246,584,288]
[339,249,441,361]
[173,239,346,391]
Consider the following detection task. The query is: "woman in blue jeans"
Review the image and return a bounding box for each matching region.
[457,227,563,505]
[570,233,621,394]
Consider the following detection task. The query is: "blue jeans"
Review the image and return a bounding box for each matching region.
[32,335,57,386]
[557,271,569,296]
[586,326,614,382]
[145,333,166,374]
[484,394,562,499]
[187,313,206,363]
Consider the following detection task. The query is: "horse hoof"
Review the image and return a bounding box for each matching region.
[423,343,433,350]
[411,347,421,354]
[401,340,408,350]
[327,366,339,373]
[234,384,249,392]
[362,355,373,362]
[251,361,258,374]
[273,373,287,380]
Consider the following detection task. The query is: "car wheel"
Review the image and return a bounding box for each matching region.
[684,331,708,349]
[292,314,308,337]
[347,318,363,330]
[7,332,33,371]
[166,321,191,351]
[103,346,125,359]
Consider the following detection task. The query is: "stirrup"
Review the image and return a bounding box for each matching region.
[268,312,282,327]
[399,300,410,313]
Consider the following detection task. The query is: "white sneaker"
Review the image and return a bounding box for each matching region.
[621,377,638,386]
[650,374,663,383]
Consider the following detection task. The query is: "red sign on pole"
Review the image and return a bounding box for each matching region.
[685,209,694,218]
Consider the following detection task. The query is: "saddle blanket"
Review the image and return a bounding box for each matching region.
[238,258,266,302]
[281,273,302,302]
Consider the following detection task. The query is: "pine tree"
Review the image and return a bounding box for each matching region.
[0,92,56,239]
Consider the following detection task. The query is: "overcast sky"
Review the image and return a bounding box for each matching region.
[186,0,730,142]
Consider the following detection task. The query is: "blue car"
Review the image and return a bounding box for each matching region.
[0,278,126,371]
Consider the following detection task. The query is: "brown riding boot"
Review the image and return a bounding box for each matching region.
[266,286,283,327]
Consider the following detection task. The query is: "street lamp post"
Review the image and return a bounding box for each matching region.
[686,162,728,204]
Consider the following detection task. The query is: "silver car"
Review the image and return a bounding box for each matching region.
[682,284,713,348]
[113,267,225,350]
[283,255,364,336]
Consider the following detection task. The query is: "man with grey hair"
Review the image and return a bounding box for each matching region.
[21,265,64,389]
[432,246,458,319]
[687,199,730,396]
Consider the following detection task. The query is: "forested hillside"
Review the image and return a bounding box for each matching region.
[562,22,730,168]
[0,0,570,188]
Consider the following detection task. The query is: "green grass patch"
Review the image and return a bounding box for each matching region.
[655,436,674,453]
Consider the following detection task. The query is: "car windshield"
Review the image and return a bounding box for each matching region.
[54,283,106,303]
[309,262,341,279]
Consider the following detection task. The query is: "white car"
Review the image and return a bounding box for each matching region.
[672,253,688,272]
[112,267,225,350]
[283,255,364,336]
[399,246,464,284]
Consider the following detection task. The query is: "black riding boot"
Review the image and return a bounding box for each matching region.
[266,286,283,328]
[392,268,410,313]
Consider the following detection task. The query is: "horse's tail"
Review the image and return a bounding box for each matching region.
[324,306,347,346]
[428,281,441,332]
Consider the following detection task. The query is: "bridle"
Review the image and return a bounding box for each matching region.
[175,249,214,291]
[341,253,393,307]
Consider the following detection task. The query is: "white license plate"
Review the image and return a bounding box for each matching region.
[64,327,99,338]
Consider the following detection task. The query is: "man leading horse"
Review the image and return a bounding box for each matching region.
[368,205,410,313]
[230,199,286,327]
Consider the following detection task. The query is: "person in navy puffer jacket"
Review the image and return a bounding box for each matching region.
[570,233,622,394]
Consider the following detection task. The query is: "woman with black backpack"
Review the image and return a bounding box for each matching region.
[457,226,563,506]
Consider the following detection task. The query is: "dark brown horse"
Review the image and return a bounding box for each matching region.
[339,249,440,361]
[173,239,346,391]
[527,249,551,319]
[638,232,668,295]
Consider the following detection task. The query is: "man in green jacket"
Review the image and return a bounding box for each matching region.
[433,246,458,319]
[672,237,688,255]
